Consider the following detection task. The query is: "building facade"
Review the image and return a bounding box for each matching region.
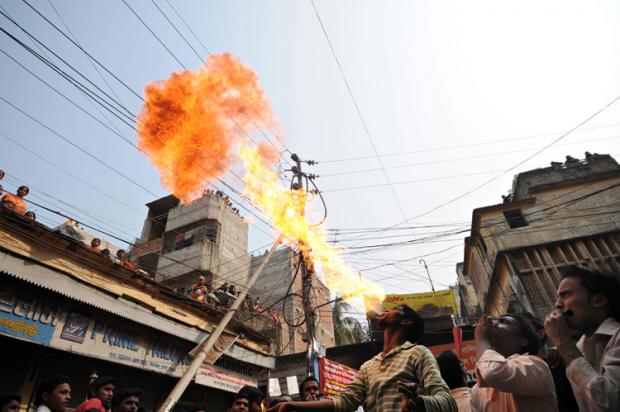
[132,193,251,291]
[250,247,336,355]
[0,210,273,412]
[459,153,620,317]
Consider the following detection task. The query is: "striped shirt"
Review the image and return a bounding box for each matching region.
[333,341,457,412]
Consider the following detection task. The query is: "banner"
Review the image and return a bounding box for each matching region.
[381,289,457,318]
[428,339,477,381]
[196,364,257,393]
[318,358,359,399]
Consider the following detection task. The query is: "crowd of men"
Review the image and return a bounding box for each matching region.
[267,265,619,412]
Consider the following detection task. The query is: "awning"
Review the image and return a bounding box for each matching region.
[0,250,274,368]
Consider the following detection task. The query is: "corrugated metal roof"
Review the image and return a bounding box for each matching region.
[0,250,274,368]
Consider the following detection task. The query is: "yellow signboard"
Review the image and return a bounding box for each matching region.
[381,289,457,318]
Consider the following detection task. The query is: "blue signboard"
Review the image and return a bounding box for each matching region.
[0,292,57,345]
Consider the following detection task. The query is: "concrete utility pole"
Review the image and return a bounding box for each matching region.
[158,237,282,412]
[291,153,316,375]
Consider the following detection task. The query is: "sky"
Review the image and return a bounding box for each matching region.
[0,0,619,299]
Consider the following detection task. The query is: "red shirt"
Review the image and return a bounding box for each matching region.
[2,194,27,215]
[75,398,106,412]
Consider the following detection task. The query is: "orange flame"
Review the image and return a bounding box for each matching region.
[138,54,384,310]
[137,53,275,203]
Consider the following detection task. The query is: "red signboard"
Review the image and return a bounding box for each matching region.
[318,358,359,399]
[428,339,477,376]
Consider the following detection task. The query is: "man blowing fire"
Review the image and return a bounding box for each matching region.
[269,304,457,412]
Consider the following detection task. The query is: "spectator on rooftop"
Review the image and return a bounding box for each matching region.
[229,284,237,296]
[101,249,111,257]
[1,196,15,212]
[0,169,4,180]
[91,238,101,252]
[1,185,28,215]
[116,250,137,270]
[25,211,36,222]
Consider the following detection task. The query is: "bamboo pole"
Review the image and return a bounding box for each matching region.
[158,236,283,412]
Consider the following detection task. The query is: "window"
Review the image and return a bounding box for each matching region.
[503,209,528,228]
[162,219,219,253]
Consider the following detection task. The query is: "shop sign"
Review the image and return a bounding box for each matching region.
[196,364,257,393]
[318,358,359,399]
[381,289,458,318]
[52,311,192,376]
[0,291,60,345]
[428,339,477,380]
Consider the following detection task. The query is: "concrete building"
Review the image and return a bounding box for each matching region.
[0,208,274,412]
[132,192,251,291]
[250,247,336,355]
[459,153,620,318]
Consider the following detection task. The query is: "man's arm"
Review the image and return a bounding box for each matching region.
[563,339,620,412]
[476,350,553,396]
[413,346,458,412]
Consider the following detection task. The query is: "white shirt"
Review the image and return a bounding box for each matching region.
[451,387,472,412]
[36,405,52,412]
[566,317,620,412]
[471,349,558,412]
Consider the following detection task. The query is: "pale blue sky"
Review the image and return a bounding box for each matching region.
[1,0,619,295]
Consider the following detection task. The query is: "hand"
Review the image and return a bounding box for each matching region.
[474,315,494,342]
[397,381,424,412]
[267,403,289,412]
[544,311,572,346]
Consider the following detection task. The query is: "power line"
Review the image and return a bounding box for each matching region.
[20,0,143,101]
[309,0,412,227]
[317,122,620,164]
[318,135,620,178]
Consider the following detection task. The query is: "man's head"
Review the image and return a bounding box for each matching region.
[35,375,71,412]
[0,170,4,180]
[436,350,467,389]
[487,313,540,357]
[299,376,320,401]
[0,395,20,412]
[378,304,425,343]
[88,377,116,408]
[555,266,620,335]
[101,249,111,257]
[116,250,126,259]
[91,238,101,248]
[17,186,29,197]
[236,386,263,412]
[228,395,248,412]
[111,389,140,412]
[25,211,36,222]
[1,197,15,211]
[198,275,206,285]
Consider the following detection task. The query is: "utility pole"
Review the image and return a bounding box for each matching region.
[291,153,316,375]
[419,258,436,293]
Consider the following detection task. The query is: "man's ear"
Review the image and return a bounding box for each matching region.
[591,293,609,309]
[42,392,50,404]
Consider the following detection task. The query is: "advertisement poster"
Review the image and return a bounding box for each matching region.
[381,289,457,318]
[318,358,359,399]
[428,339,477,380]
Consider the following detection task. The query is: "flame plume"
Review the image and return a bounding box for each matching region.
[138,54,384,310]
[138,53,275,203]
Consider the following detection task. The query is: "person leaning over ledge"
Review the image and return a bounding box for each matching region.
[269,304,457,412]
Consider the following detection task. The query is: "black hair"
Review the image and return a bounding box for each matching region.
[0,395,20,409]
[507,313,541,355]
[112,389,141,409]
[17,186,29,195]
[400,304,425,343]
[237,386,263,405]
[299,376,319,396]
[518,312,546,346]
[89,377,117,397]
[35,375,71,406]
[561,265,620,320]
[436,350,466,389]
[191,405,208,412]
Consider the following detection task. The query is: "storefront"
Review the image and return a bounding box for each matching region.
[0,271,269,412]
